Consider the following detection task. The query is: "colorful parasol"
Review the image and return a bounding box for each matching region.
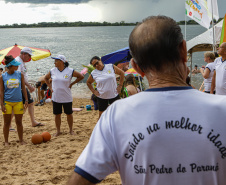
[0,44,51,64]
[125,68,143,91]
[125,68,139,76]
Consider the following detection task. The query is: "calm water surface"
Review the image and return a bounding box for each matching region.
[0,25,206,98]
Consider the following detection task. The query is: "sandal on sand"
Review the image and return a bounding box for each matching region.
[9,128,16,132]
[33,123,45,127]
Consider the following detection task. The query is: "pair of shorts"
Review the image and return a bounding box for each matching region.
[22,88,34,104]
[41,83,47,91]
[52,101,73,115]
[97,95,120,112]
[35,81,41,88]
[2,101,24,114]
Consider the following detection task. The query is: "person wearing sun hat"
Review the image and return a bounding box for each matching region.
[0,55,28,146]
[15,47,44,127]
[44,54,84,136]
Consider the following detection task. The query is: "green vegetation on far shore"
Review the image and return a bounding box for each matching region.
[0,18,224,29]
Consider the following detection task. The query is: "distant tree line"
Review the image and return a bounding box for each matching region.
[0,21,137,28]
[0,18,224,28]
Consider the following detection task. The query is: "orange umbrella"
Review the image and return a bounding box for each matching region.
[0,44,51,64]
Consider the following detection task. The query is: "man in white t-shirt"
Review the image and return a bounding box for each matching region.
[200,52,215,93]
[16,47,44,127]
[210,42,226,94]
[67,16,226,185]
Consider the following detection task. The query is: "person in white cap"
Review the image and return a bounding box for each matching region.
[15,47,44,127]
[44,54,84,136]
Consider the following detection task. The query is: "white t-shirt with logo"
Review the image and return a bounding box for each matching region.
[91,64,118,99]
[75,87,226,185]
[50,67,74,103]
[214,57,226,95]
[204,62,215,92]
[16,56,29,83]
[213,57,223,70]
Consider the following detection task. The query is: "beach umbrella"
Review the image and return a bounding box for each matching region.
[0,44,51,64]
[101,47,131,65]
[80,47,131,76]
[125,68,139,77]
[125,68,143,91]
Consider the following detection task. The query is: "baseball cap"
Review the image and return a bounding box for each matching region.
[6,59,21,67]
[51,55,66,63]
[21,47,33,56]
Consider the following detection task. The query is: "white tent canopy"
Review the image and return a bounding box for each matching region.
[187,20,223,54]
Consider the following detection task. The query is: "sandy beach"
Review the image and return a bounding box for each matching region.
[0,98,121,185]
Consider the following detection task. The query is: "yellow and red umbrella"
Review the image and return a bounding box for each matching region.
[0,44,51,64]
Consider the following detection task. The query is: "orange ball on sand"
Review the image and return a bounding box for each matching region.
[31,134,43,145]
[42,132,51,142]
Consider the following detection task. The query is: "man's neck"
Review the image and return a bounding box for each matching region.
[222,56,226,61]
[146,74,187,88]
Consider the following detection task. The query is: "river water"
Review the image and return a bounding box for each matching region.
[0,25,207,98]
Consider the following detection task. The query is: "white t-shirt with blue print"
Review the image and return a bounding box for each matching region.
[75,86,226,185]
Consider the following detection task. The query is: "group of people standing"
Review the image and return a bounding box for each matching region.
[0,45,141,145]
[0,48,46,146]
[199,43,226,95]
[1,15,226,184]
[0,51,85,144]
[67,16,226,185]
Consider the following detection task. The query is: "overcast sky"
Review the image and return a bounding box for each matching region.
[0,0,225,25]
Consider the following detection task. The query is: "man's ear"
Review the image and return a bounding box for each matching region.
[180,40,187,64]
[131,58,145,78]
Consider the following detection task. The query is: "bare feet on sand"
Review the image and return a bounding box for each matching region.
[53,132,62,137]
[4,142,10,146]
[69,131,75,135]
[20,141,27,145]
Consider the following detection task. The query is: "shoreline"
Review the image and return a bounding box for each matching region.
[0,98,121,184]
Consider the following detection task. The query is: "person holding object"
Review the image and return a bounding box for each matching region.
[44,55,84,136]
[0,55,28,146]
[16,47,44,127]
[67,16,226,185]
[86,56,124,118]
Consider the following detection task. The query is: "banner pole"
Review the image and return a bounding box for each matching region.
[185,9,187,41]
[211,0,215,52]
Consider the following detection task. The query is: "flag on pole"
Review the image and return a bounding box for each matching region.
[185,0,211,29]
[185,0,219,29]
[220,14,226,46]
[207,0,219,21]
